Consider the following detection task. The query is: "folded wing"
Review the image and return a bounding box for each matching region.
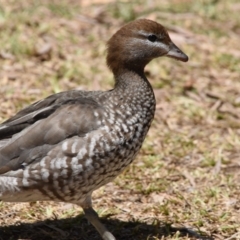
[0,92,104,174]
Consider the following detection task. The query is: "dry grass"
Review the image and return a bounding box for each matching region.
[0,0,240,239]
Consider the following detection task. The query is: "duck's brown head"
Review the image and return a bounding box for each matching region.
[107,19,188,75]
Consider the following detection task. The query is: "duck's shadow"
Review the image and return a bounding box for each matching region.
[0,214,213,240]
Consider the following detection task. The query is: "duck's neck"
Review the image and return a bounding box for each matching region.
[113,67,151,90]
[112,68,156,114]
[111,68,156,125]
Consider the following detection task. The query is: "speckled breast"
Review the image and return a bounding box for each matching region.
[53,102,155,203]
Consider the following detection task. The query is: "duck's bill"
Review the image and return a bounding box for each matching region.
[166,42,188,62]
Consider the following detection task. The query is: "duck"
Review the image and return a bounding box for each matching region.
[0,19,188,240]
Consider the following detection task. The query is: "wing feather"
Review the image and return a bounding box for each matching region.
[0,94,104,173]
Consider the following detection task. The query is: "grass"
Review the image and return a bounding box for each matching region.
[0,0,240,239]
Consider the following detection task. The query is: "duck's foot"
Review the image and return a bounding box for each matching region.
[83,207,116,240]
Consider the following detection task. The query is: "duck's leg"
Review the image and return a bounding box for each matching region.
[83,207,116,240]
[80,195,116,240]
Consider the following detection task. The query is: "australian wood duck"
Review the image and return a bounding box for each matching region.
[0,19,188,240]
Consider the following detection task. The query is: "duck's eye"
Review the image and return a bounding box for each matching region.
[148,34,157,42]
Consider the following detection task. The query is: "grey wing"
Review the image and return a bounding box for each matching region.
[0,95,104,174]
[0,90,99,140]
